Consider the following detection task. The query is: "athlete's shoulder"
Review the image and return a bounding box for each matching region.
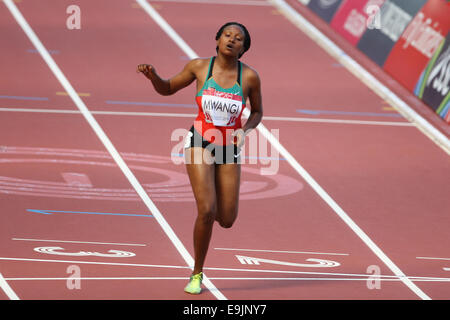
[185,57,211,71]
[241,62,260,86]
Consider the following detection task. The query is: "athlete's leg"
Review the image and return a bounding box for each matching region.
[215,162,241,228]
[185,146,216,274]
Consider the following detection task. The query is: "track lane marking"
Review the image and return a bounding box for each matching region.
[214,247,349,256]
[4,276,450,282]
[3,0,222,300]
[135,0,432,300]
[0,273,19,300]
[0,256,446,281]
[0,95,48,101]
[26,209,153,218]
[12,238,147,247]
[417,257,450,261]
[0,108,416,126]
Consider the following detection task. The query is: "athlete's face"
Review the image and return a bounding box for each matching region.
[217,25,245,58]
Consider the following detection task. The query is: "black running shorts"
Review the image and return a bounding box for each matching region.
[184,126,241,164]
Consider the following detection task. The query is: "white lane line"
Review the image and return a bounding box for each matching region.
[211,277,450,282]
[262,115,415,126]
[4,276,450,282]
[271,0,449,155]
[0,107,196,118]
[12,238,147,247]
[3,0,215,299]
[6,277,187,281]
[416,257,450,261]
[0,256,190,270]
[0,273,19,300]
[1,256,446,282]
[417,257,450,272]
[0,108,81,114]
[214,247,350,256]
[135,0,432,300]
[0,107,416,126]
[136,0,198,59]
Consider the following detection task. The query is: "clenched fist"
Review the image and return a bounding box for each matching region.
[136,64,153,75]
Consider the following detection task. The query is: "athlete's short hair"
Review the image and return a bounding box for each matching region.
[215,22,251,59]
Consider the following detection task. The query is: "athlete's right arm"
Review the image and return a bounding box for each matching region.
[137,59,202,96]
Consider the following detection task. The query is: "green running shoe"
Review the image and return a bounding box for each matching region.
[184,272,203,294]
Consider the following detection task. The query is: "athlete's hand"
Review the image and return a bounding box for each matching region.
[232,129,246,148]
[136,64,153,76]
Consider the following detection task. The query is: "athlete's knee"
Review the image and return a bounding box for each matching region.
[197,203,217,225]
[218,219,235,229]
[217,208,238,228]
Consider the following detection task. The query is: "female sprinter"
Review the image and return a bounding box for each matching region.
[137,22,263,294]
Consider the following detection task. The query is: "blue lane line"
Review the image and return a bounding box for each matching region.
[27,49,60,55]
[27,209,153,218]
[0,95,48,101]
[106,100,196,108]
[296,109,403,118]
[332,63,344,68]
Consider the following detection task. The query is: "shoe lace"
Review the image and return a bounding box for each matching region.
[191,272,203,282]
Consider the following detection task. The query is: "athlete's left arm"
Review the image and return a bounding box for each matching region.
[242,67,263,133]
[233,66,263,147]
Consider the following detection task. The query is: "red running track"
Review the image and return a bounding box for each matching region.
[0,0,449,301]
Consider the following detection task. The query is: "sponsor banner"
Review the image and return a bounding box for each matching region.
[383,0,450,92]
[307,0,345,23]
[330,0,387,46]
[414,32,450,123]
[356,0,428,66]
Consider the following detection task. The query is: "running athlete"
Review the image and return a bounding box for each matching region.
[137,22,263,294]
